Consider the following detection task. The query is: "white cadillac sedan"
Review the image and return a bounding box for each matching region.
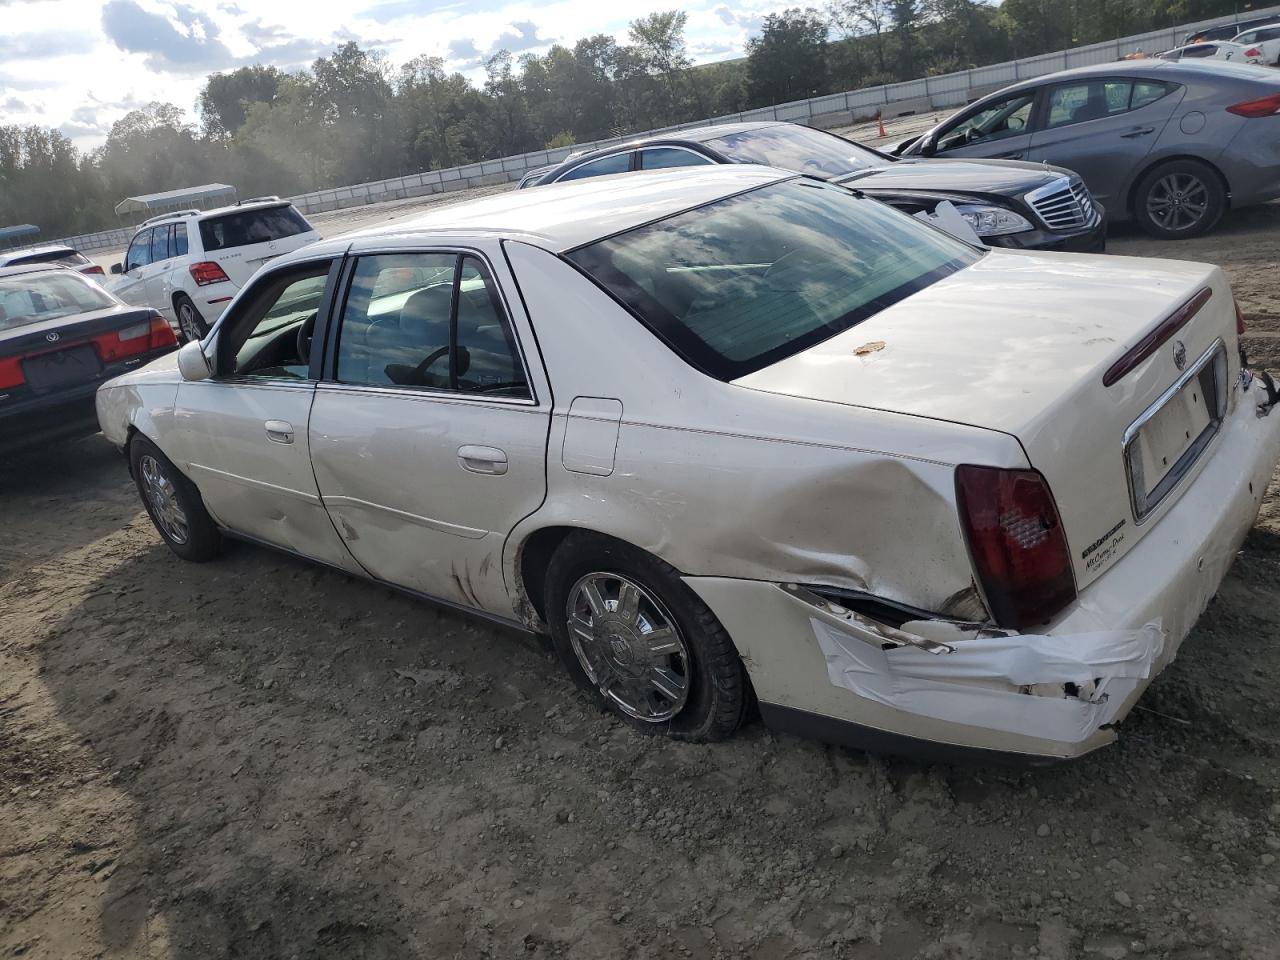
[97,166,1280,762]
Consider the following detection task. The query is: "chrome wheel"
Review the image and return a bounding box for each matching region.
[139,454,189,545]
[566,572,691,723]
[177,301,202,343]
[1146,173,1209,232]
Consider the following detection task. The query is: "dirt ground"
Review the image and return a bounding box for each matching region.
[6,201,1280,960]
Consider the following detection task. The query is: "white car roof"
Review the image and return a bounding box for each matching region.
[335,165,793,254]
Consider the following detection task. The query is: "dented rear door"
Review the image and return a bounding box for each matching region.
[307,244,551,617]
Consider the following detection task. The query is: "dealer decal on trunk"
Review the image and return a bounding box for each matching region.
[1082,518,1127,573]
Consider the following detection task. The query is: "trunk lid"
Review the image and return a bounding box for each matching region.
[735,248,1240,590]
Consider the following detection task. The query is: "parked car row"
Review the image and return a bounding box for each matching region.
[9,52,1280,764]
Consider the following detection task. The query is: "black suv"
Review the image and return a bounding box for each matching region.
[521,121,1107,253]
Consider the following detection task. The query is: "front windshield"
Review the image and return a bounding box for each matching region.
[567,178,979,380]
[0,272,115,331]
[706,125,886,179]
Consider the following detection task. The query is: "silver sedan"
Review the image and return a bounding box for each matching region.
[896,59,1280,238]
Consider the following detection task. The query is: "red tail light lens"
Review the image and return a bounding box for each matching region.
[1244,47,1263,57]
[148,315,178,349]
[82,265,105,275]
[189,261,230,285]
[0,357,23,390]
[94,313,176,362]
[955,465,1077,630]
[1236,299,1247,335]
[1227,91,1280,118]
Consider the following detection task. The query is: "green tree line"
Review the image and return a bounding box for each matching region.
[0,0,1252,238]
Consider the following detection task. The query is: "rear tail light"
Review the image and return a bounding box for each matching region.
[1236,298,1247,335]
[0,357,23,390]
[1227,91,1280,117]
[94,313,176,362]
[189,261,230,285]
[82,265,105,275]
[955,465,1077,630]
[1244,47,1263,58]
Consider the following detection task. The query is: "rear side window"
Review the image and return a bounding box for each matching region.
[558,153,632,182]
[199,206,313,252]
[6,248,84,267]
[639,147,715,170]
[567,179,979,380]
[334,253,528,398]
[1131,81,1177,109]
[150,225,172,263]
[174,222,189,256]
[1260,27,1280,40]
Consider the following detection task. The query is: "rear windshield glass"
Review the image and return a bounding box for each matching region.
[0,272,116,331]
[706,126,885,178]
[199,206,313,252]
[567,179,978,379]
[6,249,87,267]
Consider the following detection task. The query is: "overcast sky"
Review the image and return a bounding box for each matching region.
[0,0,795,150]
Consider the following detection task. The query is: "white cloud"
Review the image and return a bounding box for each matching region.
[0,0,799,150]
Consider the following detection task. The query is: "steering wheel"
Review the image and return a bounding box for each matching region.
[296,312,317,365]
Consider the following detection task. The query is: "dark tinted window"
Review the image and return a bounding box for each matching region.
[199,205,313,252]
[707,125,882,177]
[558,153,632,182]
[174,222,189,256]
[1259,27,1280,40]
[1132,80,1177,109]
[567,179,978,380]
[125,230,152,271]
[335,253,528,397]
[639,147,715,170]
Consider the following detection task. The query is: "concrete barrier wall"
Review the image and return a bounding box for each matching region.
[53,3,1280,251]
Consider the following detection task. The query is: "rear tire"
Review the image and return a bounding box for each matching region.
[174,293,208,342]
[1133,159,1225,239]
[544,531,748,742]
[129,435,221,561]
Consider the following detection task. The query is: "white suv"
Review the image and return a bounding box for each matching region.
[108,198,321,341]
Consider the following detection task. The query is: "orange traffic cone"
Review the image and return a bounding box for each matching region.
[877,114,887,138]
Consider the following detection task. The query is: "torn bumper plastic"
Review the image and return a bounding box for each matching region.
[685,375,1280,761]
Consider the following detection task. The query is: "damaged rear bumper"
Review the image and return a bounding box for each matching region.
[685,378,1280,762]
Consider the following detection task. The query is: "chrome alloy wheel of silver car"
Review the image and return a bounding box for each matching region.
[139,454,190,545]
[1146,173,1209,232]
[566,572,691,722]
[177,301,202,343]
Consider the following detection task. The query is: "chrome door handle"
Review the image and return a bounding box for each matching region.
[458,444,508,475]
[265,420,295,444]
[996,151,1024,160]
[1121,126,1155,138]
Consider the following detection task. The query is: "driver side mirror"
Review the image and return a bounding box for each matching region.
[919,135,938,158]
[177,340,212,382]
[111,263,123,275]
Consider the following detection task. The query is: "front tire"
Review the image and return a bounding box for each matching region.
[544,532,748,741]
[129,435,221,561]
[174,293,208,343]
[1133,159,1225,239]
